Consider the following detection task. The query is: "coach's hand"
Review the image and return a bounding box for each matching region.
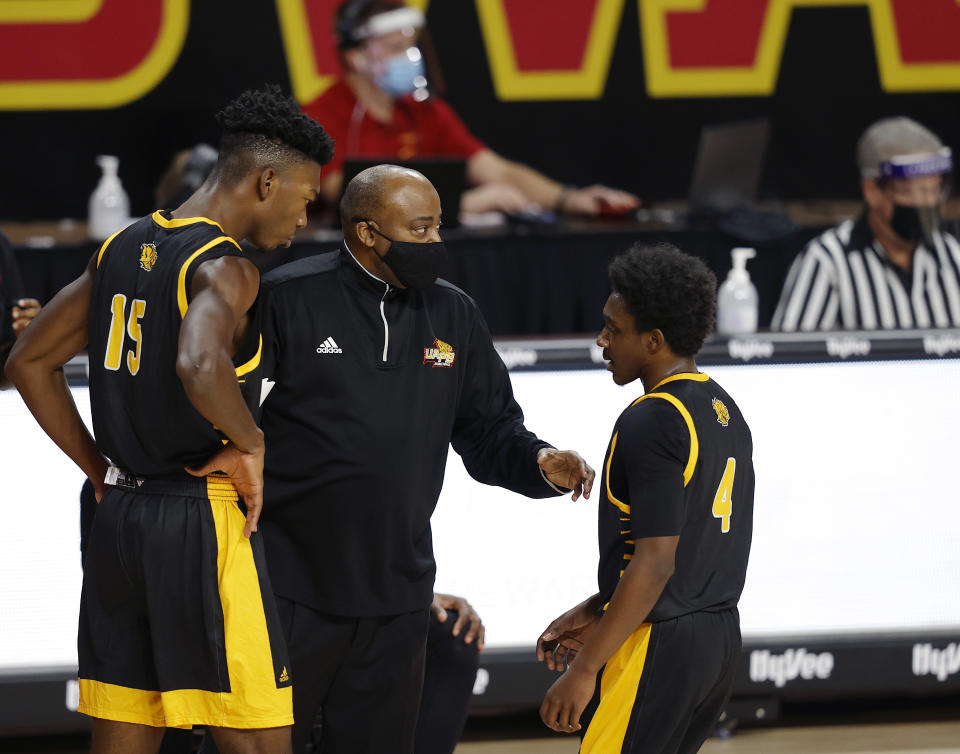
[186,435,265,538]
[537,448,595,501]
[431,593,485,651]
[540,664,595,733]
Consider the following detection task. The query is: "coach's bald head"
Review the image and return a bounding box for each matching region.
[340,164,443,288]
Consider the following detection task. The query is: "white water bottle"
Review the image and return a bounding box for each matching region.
[88,155,130,241]
[716,247,758,335]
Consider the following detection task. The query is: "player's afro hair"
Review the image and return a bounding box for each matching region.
[214,85,334,183]
[608,242,717,357]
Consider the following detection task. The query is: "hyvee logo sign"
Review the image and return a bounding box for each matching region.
[913,643,960,682]
[749,648,834,688]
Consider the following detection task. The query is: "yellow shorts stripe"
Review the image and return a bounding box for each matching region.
[581,623,652,753]
[206,476,292,727]
[76,679,292,730]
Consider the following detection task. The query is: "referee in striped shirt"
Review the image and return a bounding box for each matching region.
[773,117,960,331]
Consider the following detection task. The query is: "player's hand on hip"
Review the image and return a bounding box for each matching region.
[537,448,595,501]
[432,593,486,651]
[537,600,601,671]
[539,665,596,733]
[11,298,41,337]
[186,436,265,538]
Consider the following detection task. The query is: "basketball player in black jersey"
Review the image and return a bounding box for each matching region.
[536,243,755,753]
[5,86,332,754]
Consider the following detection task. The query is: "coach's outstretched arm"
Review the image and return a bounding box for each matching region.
[5,252,109,499]
[178,255,265,537]
[450,313,594,500]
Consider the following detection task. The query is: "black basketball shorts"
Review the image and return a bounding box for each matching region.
[77,474,292,729]
[581,608,741,754]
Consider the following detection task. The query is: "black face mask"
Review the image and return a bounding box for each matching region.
[890,204,940,248]
[365,224,447,289]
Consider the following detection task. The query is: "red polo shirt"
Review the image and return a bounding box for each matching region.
[303,80,486,176]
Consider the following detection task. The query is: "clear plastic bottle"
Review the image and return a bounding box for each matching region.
[716,247,758,335]
[88,155,130,241]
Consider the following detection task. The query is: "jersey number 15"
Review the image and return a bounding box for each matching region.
[104,293,146,376]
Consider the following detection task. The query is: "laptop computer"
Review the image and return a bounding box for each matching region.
[340,158,467,228]
[688,118,771,211]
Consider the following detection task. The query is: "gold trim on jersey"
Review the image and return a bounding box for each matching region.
[176,236,242,318]
[95,228,125,268]
[631,392,699,486]
[235,335,263,378]
[604,432,631,515]
[650,371,710,390]
[152,210,226,232]
[605,375,705,525]
[581,623,652,753]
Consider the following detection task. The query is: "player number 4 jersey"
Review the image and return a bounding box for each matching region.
[598,373,755,622]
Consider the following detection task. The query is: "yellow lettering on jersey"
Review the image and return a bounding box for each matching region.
[712,457,736,533]
[125,298,147,376]
[104,293,127,371]
[105,294,146,375]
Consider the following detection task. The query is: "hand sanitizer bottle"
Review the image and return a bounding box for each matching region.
[88,155,130,241]
[716,247,758,335]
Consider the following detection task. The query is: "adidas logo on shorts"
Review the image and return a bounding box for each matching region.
[316,337,343,354]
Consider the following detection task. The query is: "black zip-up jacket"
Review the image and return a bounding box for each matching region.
[256,246,560,616]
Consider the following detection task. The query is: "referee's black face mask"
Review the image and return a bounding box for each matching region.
[361,223,447,289]
[890,204,940,249]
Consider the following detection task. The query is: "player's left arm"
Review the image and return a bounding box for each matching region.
[4,251,109,498]
[539,401,686,733]
[539,535,679,733]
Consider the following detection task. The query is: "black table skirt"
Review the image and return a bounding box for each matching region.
[14,224,824,336]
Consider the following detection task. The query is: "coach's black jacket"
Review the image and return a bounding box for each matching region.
[256,246,560,617]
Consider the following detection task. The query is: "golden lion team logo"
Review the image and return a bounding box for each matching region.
[139,243,158,272]
[423,338,456,368]
[712,397,730,427]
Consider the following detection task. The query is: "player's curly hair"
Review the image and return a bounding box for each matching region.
[608,242,717,357]
[213,85,335,184]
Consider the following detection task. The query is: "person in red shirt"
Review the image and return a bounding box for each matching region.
[305,0,641,218]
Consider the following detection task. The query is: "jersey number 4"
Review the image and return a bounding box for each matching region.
[712,457,736,534]
[104,293,146,375]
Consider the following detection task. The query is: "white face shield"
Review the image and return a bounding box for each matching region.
[352,6,425,41]
[353,8,428,99]
[873,148,953,248]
